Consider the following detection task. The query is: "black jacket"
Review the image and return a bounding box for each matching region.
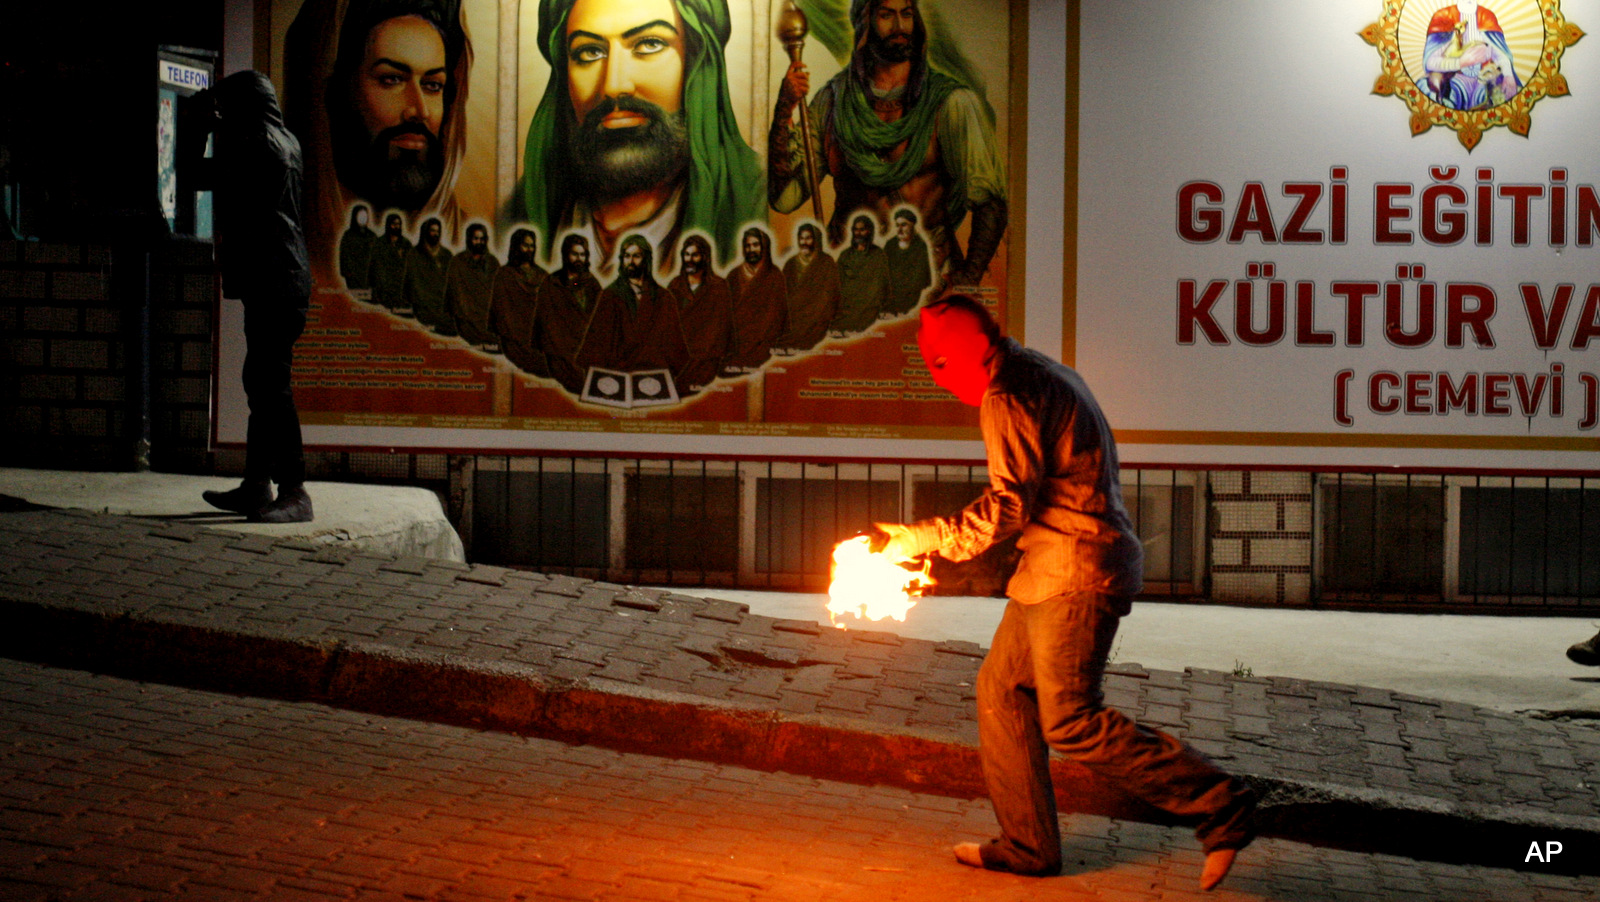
[211,71,312,301]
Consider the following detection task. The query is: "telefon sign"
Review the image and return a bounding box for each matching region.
[158,60,211,90]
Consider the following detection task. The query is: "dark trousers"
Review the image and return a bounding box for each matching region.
[241,297,308,487]
[976,592,1255,875]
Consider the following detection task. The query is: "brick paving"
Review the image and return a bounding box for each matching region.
[2,658,1593,902]
[1,508,1598,879]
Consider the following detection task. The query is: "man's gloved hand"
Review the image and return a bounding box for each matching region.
[868,522,917,559]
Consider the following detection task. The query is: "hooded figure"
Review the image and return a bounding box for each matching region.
[338,205,377,290]
[194,72,315,524]
[520,0,766,269]
[210,73,313,303]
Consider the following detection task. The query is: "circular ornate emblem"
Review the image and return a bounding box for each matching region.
[1363,0,1584,149]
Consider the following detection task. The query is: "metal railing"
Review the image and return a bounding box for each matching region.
[1311,472,1598,611]
[463,456,1203,598]
[460,456,1598,612]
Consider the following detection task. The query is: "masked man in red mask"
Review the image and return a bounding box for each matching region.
[874,295,1255,891]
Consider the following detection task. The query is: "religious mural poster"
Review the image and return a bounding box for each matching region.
[216,0,1019,457]
[1078,0,1598,472]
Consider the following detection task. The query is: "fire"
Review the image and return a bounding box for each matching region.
[825,535,934,627]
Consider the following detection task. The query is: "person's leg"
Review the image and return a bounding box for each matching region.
[964,600,1062,876]
[1027,593,1255,862]
[205,301,281,515]
[245,299,313,523]
[240,303,271,482]
[269,301,307,489]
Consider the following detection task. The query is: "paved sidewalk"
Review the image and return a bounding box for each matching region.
[2,659,1591,902]
[692,590,1600,715]
[2,508,1598,879]
[0,467,465,562]
[9,465,1597,714]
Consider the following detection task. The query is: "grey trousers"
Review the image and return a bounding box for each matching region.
[975,592,1255,875]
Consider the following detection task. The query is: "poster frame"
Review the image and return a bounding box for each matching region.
[215,0,1034,464]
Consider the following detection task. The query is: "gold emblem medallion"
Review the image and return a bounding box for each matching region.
[1362,0,1583,149]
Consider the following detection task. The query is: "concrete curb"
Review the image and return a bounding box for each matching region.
[0,470,467,562]
[3,588,1596,876]
[1246,778,1600,874]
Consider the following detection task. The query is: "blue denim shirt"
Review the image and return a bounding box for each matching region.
[904,338,1144,601]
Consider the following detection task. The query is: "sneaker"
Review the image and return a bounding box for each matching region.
[250,485,313,524]
[1567,631,1600,666]
[202,481,273,516]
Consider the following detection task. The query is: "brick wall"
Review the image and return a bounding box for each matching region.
[0,240,216,472]
[1208,471,1313,604]
[147,242,219,473]
[1,242,122,468]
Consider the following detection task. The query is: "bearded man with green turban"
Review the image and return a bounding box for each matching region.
[769,0,1007,290]
[521,0,766,273]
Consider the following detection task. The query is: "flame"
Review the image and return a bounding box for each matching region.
[825,535,934,627]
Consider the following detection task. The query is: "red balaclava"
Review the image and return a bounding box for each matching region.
[917,303,995,407]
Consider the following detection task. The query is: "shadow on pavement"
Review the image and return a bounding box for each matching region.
[0,494,54,513]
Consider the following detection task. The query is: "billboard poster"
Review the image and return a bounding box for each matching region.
[1078,0,1599,472]
[219,0,1021,458]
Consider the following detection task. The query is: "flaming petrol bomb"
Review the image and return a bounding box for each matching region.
[825,535,934,627]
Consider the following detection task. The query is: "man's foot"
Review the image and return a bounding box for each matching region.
[949,841,1054,876]
[1200,848,1237,891]
[1567,631,1600,666]
[250,485,313,524]
[202,481,272,516]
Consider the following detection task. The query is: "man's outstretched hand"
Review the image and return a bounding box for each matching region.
[869,522,917,560]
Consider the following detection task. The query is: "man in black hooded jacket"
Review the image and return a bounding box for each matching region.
[189,71,316,523]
